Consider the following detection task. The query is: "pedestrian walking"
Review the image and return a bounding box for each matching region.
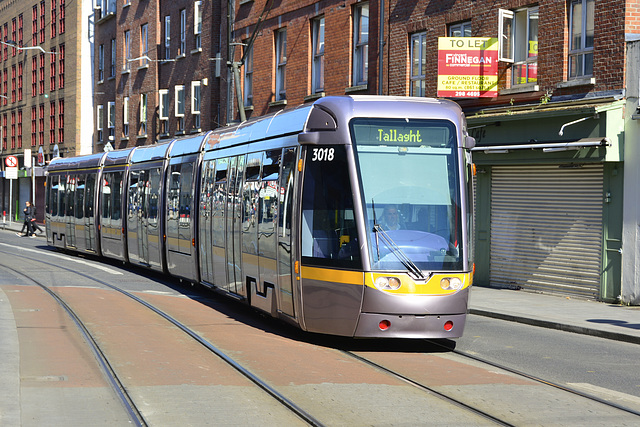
[30,204,43,235]
[16,201,36,238]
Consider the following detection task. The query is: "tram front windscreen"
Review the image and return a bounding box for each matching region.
[351,118,463,271]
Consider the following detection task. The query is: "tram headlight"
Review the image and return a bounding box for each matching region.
[440,277,463,291]
[374,276,402,291]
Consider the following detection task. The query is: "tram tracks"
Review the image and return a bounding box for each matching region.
[4,242,639,425]
[0,247,319,426]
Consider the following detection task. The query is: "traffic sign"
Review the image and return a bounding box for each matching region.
[5,155,18,167]
[6,167,17,179]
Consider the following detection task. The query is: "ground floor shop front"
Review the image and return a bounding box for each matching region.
[467,97,624,303]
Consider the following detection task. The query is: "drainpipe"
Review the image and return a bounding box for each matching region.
[378,0,385,95]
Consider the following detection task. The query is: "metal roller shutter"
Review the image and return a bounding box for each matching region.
[489,164,603,299]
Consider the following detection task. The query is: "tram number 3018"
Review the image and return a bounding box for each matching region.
[311,147,335,162]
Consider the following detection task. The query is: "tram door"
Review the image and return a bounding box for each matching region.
[277,148,297,317]
[73,175,86,250]
[225,155,245,295]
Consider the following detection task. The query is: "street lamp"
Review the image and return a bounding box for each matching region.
[0,40,59,54]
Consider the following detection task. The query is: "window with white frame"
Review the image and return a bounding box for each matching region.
[410,32,426,97]
[97,104,103,142]
[449,21,472,37]
[140,23,149,66]
[244,43,253,106]
[275,28,287,101]
[159,89,169,134]
[164,16,171,60]
[194,1,202,50]
[139,93,147,135]
[499,7,538,86]
[123,30,131,71]
[110,38,116,77]
[353,3,369,86]
[107,101,115,140]
[312,16,325,93]
[191,80,201,130]
[569,0,594,78]
[175,85,185,132]
[123,96,129,137]
[179,9,186,56]
[98,44,104,82]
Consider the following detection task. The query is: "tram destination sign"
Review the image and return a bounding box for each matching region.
[437,37,499,98]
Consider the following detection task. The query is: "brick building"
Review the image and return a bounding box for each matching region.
[0,0,92,222]
[92,0,227,152]
[231,0,640,304]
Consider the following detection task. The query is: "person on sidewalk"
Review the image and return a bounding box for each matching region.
[30,204,43,235]
[16,201,36,238]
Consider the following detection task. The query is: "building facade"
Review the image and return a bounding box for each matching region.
[230,0,640,304]
[0,0,93,222]
[92,0,228,153]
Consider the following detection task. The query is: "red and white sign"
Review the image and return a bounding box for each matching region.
[5,155,18,167]
[437,37,499,98]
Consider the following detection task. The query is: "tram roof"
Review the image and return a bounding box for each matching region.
[104,147,134,166]
[47,152,106,171]
[129,140,173,164]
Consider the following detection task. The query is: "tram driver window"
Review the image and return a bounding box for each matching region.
[301,145,361,269]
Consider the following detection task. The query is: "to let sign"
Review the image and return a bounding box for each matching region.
[437,37,499,98]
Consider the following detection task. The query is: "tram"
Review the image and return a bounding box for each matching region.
[45,95,476,338]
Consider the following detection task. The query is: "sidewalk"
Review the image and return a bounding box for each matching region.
[1,224,638,344]
[469,286,640,344]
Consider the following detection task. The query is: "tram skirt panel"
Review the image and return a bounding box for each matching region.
[489,164,603,299]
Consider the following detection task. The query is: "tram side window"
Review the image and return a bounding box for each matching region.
[49,176,59,216]
[101,172,123,222]
[85,174,96,218]
[212,158,228,247]
[75,175,85,220]
[128,170,140,220]
[59,175,67,218]
[301,146,361,269]
[102,174,113,221]
[148,168,161,226]
[259,149,281,259]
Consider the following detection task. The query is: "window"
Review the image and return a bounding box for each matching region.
[179,9,186,56]
[32,6,37,47]
[39,1,45,43]
[159,89,169,133]
[49,101,55,144]
[17,110,22,148]
[97,104,104,142]
[11,65,16,102]
[275,28,287,101]
[58,44,65,88]
[59,0,65,34]
[449,21,472,37]
[58,99,64,143]
[312,16,325,93]
[175,85,185,131]
[39,53,45,94]
[139,93,147,135]
[123,96,129,137]
[50,48,57,90]
[18,62,23,101]
[499,7,538,86]
[98,44,104,82]
[110,39,116,77]
[569,0,594,78]
[194,1,202,50]
[39,104,44,146]
[123,30,131,71]
[353,3,369,86]
[410,32,427,96]
[31,106,36,146]
[191,80,201,130]
[31,56,37,96]
[243,43,253,106]
[164,16,171,60]
[107,101,115,140]
[11,18,16,57]
[51,0,56,37]
[140,24,149,66]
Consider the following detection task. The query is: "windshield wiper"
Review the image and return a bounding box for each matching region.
[371,202,426,280]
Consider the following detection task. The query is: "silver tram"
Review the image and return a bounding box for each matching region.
[45,96,475,338]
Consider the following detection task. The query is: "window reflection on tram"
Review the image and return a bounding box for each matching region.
[351,118,462,271]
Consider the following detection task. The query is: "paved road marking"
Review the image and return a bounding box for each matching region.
[0,243,123,275]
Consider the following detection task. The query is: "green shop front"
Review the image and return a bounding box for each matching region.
[467,98,624,302]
